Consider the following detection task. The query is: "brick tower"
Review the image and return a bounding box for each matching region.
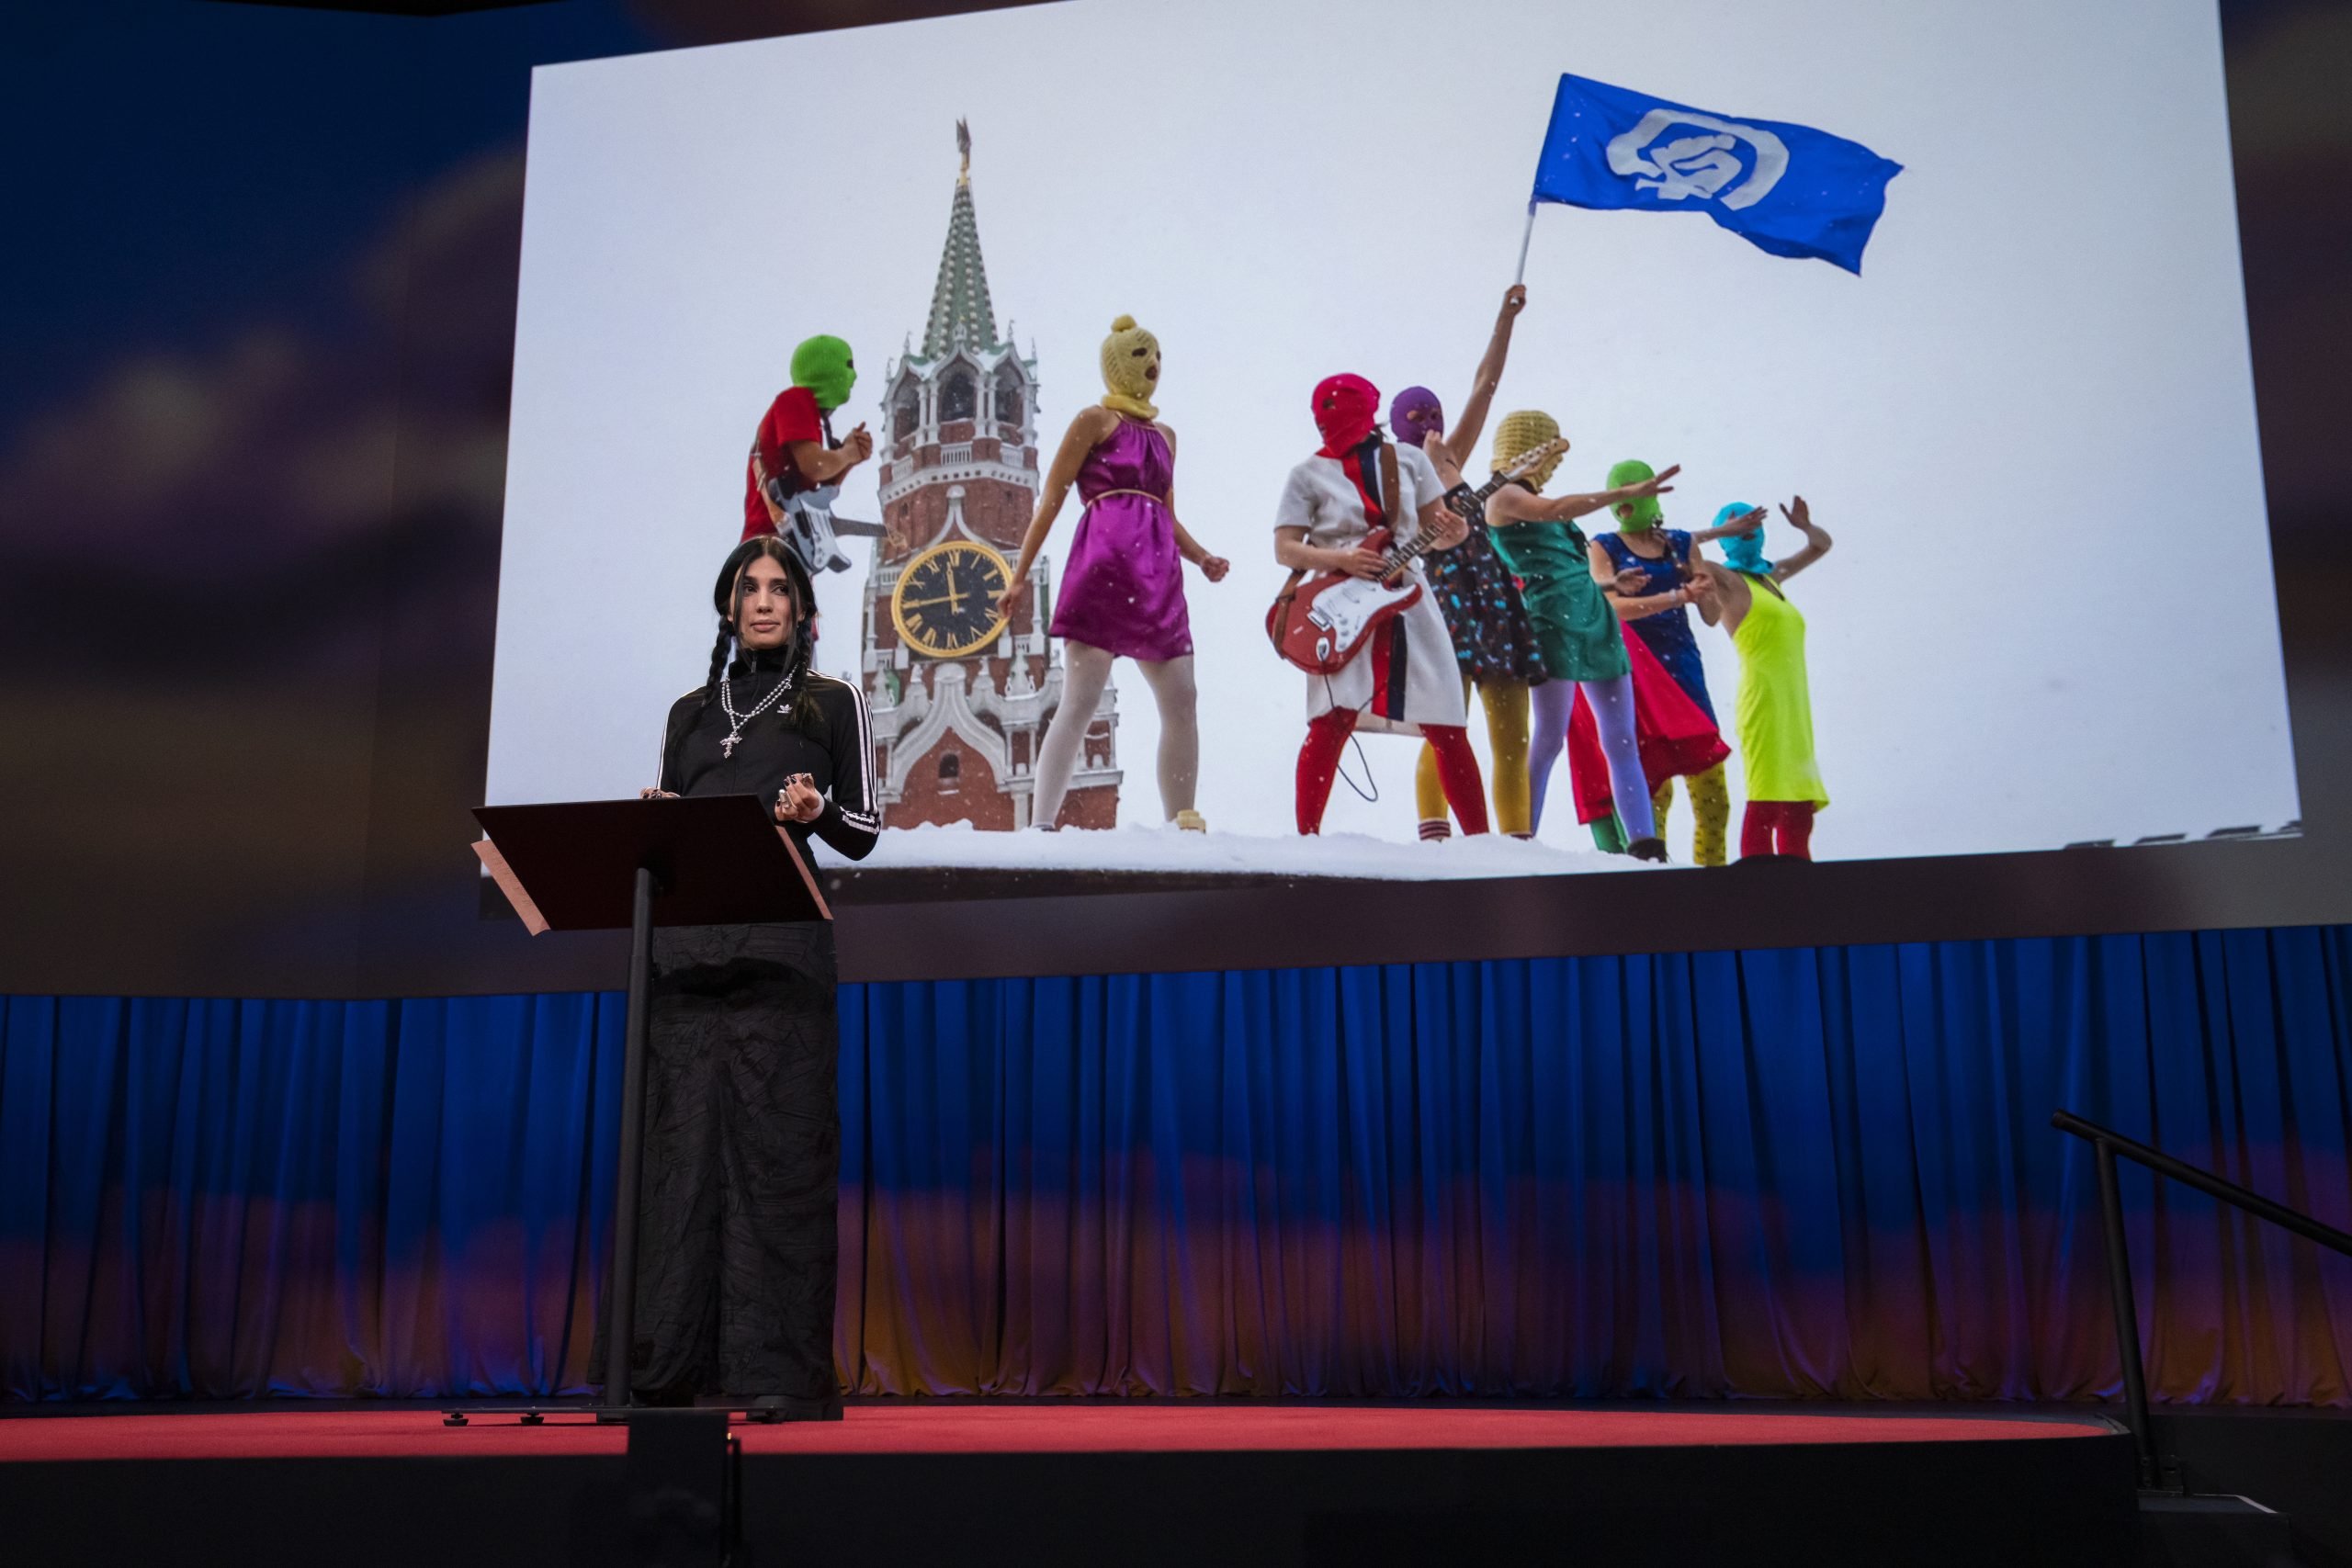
[860,121,1120,829]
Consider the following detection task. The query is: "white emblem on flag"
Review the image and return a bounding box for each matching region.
[1605,109,1789,210]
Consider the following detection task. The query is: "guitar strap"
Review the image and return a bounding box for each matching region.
[1379,441,1402,542]
[1265,440,1408,660]
[1369,440,1409,723]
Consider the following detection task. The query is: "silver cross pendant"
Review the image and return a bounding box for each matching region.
[721,734,739,759]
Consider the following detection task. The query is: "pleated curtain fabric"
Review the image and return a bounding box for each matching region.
[5,928,2350,1403]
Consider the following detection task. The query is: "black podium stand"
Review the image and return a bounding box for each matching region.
[465,795,831,1421]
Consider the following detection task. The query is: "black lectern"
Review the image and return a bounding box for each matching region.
[467,795,830,1419]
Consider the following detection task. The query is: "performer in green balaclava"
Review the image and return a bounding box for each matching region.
[1608,459,1666,533]
[743,334,874,547]
[789,334,857,411]
[1584,458,1758,865]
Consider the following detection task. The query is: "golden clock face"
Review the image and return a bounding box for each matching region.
[890,539,1012,659]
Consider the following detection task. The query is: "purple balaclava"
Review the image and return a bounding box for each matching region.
[1389,386,1443,449]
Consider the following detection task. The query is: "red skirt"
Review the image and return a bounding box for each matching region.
[1566,621,1731,826]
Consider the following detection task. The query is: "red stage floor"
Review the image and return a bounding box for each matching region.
[0,1404,2109,1461]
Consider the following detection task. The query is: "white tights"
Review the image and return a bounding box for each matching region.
[1031,642,1199,828]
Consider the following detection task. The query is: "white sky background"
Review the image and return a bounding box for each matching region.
[487,0,2299,866]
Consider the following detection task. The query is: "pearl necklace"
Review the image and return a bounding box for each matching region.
[718,671,793,759]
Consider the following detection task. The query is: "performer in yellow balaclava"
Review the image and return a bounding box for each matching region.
[1484,412,1684,860]
[1001,314,1228,831]
[1098,314,1161,419]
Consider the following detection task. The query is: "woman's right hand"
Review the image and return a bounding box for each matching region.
[996,576,1031,621]
[639,788,678,799]
[1331,547,1390,580]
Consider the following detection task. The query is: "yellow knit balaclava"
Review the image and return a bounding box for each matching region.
[1099,314,1161,421]
[1490,409,1564,492]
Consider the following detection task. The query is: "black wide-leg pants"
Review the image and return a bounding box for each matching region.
[594,921,839,1401]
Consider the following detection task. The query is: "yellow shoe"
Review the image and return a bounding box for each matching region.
[1174,809,1208,833]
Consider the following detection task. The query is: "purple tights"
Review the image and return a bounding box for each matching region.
[1528,675,1655,842]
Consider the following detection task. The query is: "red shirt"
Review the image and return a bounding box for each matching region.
[742,387,826,541]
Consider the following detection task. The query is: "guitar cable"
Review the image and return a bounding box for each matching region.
[1316,477,1497,816]
[1324,520,1453,809]
[1323,673,1382,807]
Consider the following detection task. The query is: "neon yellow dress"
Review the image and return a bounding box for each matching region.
[1731,577,1828,808]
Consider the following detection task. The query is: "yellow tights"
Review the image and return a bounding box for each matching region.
[1417,677,1532,838]
[1649,761,1731,867]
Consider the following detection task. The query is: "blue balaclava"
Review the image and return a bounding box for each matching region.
[1715,502,1770,575]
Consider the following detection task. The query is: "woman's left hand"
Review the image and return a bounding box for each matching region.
[775,774,824,824]
[1197,554,1230,582]
[1624,462,1681,500]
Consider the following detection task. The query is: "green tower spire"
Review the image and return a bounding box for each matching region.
[922,118,1001,358]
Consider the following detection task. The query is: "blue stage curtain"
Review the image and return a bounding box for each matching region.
[5,929,2349,1403]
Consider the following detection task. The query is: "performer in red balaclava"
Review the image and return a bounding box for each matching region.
[1272,374,1490,837]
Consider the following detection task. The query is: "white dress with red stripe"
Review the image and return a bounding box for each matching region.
[1272,442,1469,732]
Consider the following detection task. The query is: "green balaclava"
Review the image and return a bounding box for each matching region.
[790,334,857,411]
[1607,459,1662,532]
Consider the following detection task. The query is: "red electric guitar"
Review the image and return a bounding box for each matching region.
[1266,436,1569,676]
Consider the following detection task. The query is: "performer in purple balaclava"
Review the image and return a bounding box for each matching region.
[1394,285,1549,840]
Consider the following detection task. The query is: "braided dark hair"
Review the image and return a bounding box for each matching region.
[701,618,734,701]
[704,536,824,733]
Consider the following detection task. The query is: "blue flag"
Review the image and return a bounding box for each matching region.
[1530,74,1902,274]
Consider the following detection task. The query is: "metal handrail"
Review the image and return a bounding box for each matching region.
[2051,1108,2352,1491]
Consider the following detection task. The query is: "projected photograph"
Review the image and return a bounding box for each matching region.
[485,0,2299,882]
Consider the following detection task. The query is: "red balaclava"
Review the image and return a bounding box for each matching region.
[1312,374,1381,457]
[1313,373,1387,527]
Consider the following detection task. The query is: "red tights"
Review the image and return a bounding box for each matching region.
[1297,709,1487,836]
[1740,800,1816,860]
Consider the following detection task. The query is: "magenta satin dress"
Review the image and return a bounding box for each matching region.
[1048,416,1193,660]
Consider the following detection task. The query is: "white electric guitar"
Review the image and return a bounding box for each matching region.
[763,477,887,576]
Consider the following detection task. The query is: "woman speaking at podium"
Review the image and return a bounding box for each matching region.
[607,534,878,1419]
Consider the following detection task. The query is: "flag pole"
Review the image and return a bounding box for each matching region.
[1513,201,1537,285]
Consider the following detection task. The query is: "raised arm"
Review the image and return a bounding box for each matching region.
[1691,505,1765,545]
[1487,464,1680,527]
[1770,496,1833,581]
[1000,407,1119,615]
[1431,285,1526,472]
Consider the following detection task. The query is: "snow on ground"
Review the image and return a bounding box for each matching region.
[855,823,1647,881]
